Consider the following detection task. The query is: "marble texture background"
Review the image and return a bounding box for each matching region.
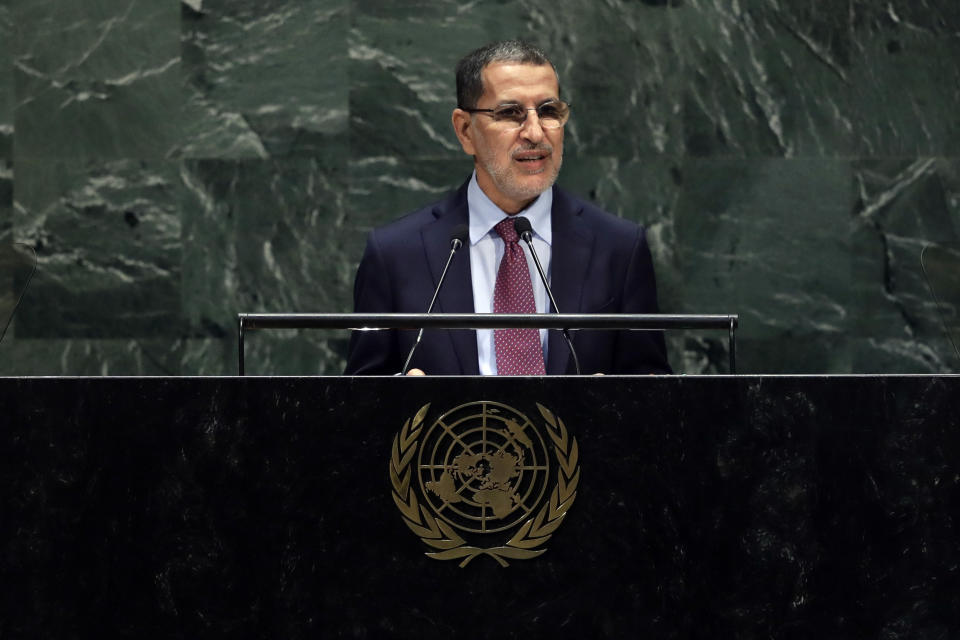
[0,0,958,375]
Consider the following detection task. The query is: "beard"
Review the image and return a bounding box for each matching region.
[476,142,563,208]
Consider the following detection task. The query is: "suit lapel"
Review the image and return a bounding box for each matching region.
[546,187,593,374]
[422,183,480,375]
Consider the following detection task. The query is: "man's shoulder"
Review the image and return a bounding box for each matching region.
[553,185,644,235]
[369,181,469,244]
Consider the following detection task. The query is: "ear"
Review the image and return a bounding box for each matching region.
[451,109,477,156]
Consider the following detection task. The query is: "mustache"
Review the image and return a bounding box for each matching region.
[511,143,553,158]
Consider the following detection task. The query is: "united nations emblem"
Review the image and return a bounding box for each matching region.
[389,401,580,567]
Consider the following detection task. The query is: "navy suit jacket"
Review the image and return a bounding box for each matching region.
[344,181,671,375]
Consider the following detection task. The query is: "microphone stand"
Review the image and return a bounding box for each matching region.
[515,221,582,375]
[400,235,464,375]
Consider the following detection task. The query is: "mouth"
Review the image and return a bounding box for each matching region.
[513,147,552,172]
[514,150,550,164]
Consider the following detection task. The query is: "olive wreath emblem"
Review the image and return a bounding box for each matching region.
[389,402,580,567]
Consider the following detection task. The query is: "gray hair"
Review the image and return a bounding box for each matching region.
[455,40,559,109]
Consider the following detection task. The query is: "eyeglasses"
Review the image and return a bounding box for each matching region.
[459,100,571,130]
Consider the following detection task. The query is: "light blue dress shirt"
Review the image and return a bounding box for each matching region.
[467,172,552,375]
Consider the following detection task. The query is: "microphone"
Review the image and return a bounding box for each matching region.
[512,216,581,375]
[400,224,469,374]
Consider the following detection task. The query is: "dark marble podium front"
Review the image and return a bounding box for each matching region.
[1,376,958,638]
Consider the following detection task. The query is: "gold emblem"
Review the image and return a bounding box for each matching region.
[389,401,580,567]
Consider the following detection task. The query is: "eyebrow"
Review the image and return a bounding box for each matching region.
[494,98,560,107]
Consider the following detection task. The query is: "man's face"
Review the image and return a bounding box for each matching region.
[452,62,564,214]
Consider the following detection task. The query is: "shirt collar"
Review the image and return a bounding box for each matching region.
[467,171,553,246]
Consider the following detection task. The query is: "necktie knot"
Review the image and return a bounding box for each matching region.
[494,217,519,244]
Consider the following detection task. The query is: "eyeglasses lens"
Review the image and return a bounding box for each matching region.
[491,103,569,129]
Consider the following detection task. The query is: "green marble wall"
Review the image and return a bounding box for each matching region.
[0,0,957,375]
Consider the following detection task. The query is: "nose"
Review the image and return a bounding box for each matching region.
[519,108,545,143]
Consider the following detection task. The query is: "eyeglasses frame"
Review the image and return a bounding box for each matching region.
[457,100,572,129]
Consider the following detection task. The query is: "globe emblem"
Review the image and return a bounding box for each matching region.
[417,401,552,534]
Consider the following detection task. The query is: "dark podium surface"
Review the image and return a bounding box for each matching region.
[2,375,959,638]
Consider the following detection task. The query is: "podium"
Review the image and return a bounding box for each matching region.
[2,375,958,637]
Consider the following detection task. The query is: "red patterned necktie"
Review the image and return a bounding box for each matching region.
[493,217,546,375]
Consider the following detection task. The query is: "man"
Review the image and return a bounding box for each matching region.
[345,40,670,375]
